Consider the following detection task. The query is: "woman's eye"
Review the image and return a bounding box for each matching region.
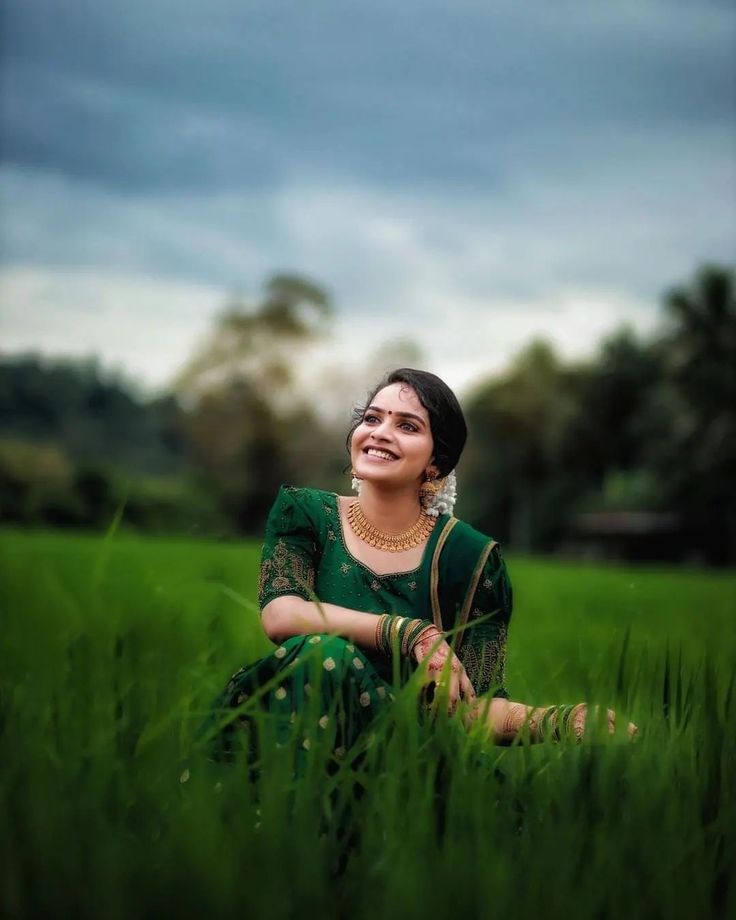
[361,414,417,432]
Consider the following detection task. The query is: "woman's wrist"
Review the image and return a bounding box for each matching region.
[528,702,587,742]
[405,620,437,656]
[375,612,403,655]
[410,623,443,660]
[498,701,588,743]
[374,614,438,658]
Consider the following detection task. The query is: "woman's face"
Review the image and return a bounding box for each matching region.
[350,382,437,490]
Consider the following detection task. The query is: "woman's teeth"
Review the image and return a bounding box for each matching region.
[366,449,397,461]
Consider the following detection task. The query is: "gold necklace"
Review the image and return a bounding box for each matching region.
[347,500,436,552]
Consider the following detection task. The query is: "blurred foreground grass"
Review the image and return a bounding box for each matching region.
[1,528,734,919]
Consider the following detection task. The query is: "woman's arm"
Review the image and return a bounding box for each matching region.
[467,696,637,742]
[262,595,477,704]
[261,593,383,647]
[468,697,581,743]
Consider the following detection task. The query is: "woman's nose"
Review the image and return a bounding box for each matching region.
[370,420,393,440]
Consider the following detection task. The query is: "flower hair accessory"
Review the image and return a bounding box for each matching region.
[422,470,457,518]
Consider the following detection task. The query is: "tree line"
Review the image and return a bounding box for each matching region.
[0,265,733,564]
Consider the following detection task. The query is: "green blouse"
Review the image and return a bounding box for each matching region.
[258,485,513,698]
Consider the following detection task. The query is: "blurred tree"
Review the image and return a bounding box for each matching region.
[0,354,190,475]
[185,380,287,532]
[175,273,338,532]
[0,438,76,524]
[461,340,580,551]
[461,265,736,564]
[462,330,672,553]
[664,265,736,415]
[563,327,666,481]
[656,264,736,563]
[557,326,672,533]
[173,273,333,411]
[3,263,732,559]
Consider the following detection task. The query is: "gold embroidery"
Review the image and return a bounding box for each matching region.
[340,562,352,574]
[430,518,459,629]
[460,622,508,695]
[258,537,315,603]
[408,580,417,591]
[456,540,497,653]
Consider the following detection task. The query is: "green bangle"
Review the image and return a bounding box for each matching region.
[374,613,389,654]
[539,705,560,742]
[381,613,402,655]
[382,614,393,653]
[378,613,395,656]
[404,618,435,656]
[390,615,404,653]
[402,619,421,655]
[396,616,413,655]
[560,704,577,737]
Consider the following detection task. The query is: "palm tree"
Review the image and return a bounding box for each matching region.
[661,264,736,563]
[664,264,736,422]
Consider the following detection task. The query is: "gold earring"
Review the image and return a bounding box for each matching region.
[418,471,439,503]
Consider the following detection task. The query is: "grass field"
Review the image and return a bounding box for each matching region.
[1,527,734,920]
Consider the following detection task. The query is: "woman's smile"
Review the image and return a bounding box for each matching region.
[364,447,399,462]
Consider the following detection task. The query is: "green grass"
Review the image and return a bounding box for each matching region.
[1,527,734,920]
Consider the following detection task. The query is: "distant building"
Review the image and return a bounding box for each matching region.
[562,511,684,563]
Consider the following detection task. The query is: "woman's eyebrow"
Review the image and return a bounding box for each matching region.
[366,405,426,426]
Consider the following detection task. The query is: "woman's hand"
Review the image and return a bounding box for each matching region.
[573,704,639,741]
[412,626,476,716]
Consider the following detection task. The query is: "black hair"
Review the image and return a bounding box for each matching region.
[345,367,467,477]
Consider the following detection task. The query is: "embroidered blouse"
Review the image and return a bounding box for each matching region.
[258,485,512,698]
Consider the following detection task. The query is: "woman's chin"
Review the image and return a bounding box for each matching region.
[354,467,417,489]
[355,456,399,473]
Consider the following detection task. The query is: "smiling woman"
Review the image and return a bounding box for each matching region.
[202,367,637,775]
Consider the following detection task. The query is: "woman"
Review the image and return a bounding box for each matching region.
[205,368,637,770]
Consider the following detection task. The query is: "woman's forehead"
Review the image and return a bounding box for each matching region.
[372,382,428,418]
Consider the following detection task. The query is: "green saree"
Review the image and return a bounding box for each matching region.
[204,485,513,767]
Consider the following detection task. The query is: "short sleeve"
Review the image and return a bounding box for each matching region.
[458,544,513,698]
[258,486,318,610]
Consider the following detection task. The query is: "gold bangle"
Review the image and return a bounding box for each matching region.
[409,623,440,656]
[403,618,428,656]
[570,702,587,741]
[390,615,405,651]
[374,613,389,654]
[528,705,557,742]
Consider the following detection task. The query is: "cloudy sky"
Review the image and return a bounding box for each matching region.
[1,0,734,401]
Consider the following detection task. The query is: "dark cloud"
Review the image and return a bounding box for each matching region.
[1,0,733,360]
[2,0,734,194]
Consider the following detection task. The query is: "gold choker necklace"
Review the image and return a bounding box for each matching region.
[347,501,435,552]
